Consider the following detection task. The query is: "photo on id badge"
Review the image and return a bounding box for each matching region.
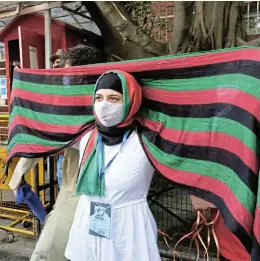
[89,202,112,239]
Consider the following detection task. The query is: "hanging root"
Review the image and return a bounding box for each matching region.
[159,209,221,261]
[225,1,240,48]
[195,1,207,39]
[186,2,245,52]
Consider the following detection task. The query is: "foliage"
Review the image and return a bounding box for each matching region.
[123,1,167,37]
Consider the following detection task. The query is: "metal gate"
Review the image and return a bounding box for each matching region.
[149,174,218,260]
[0,115,58,242]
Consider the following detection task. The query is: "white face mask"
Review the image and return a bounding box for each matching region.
[94,101,124,127]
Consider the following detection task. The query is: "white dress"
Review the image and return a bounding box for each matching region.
[65,131,161,261]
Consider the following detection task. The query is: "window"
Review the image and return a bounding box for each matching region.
[245,1,260,35]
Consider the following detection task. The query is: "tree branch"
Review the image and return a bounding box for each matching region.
[95,1,167,56]
[84,2,153,59]
[242,37,260,47]
[236,36,247,46]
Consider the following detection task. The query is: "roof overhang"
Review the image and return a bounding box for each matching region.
[0,1,63,19]
[0,1,101,36]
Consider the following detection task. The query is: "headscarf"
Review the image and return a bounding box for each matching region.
[95,72,123,94]
[75,70,142,196]
[95,72,130,145]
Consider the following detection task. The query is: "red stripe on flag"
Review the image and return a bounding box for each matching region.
[8,144,58,156]
[16,49,260,76]
[8,115,87,134]
[143,87,260,121]
[143,143,253,235]
[80,128,97,169]
[11,89,92,106]
[7,127,95,161]
[141,117,258,174]
[253,206,260,245]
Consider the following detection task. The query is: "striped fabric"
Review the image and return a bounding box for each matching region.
[5,47,260,259]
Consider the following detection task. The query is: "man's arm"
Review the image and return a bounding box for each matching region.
[9,157,41,192]
[9,139,81,191]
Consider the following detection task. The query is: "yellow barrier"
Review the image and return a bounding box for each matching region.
[0,114,9,120]
[0,114,56,242]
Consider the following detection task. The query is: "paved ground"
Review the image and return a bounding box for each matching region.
[0,189,35,260]
[0,231,172,261]
[0,230,171,261]
[0,178,193,261]
[0,229,35,261]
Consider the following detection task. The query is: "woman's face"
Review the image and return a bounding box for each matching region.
[95,89,123,104]
[94,89,124,127]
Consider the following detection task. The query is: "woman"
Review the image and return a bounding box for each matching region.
[65,71,161,261]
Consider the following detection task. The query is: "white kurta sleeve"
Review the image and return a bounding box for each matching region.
[9,157,41,190]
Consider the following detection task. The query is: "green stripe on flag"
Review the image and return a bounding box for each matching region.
[140,109,258,155]
[143,136,256,214]
[13,79,95,96]
[117,72,130,120]
[257,177,260,208]
[141,74,260,99]
[8,134,66,152]
[9,107,95,126]
[76,146,97,195]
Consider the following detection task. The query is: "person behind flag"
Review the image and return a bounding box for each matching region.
[29,44,104,261]
[50,49,64,69]
[50,49,64,188]
[54,45,104,189]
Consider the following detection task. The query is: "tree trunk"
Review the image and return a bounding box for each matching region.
[169,1,246,53]
[85,1,255,58]
[95,1,168,56]
[169,2,194,53]
[84,2,155,60]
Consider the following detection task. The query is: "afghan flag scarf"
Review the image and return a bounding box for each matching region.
[3,46,260,260]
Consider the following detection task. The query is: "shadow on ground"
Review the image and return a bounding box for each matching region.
[0,230,35,261]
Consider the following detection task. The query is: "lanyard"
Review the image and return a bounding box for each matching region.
[97,131,130,181]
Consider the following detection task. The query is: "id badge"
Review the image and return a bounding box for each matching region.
[89,202,112,239]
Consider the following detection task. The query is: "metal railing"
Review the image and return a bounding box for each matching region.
[0,114,58,242]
